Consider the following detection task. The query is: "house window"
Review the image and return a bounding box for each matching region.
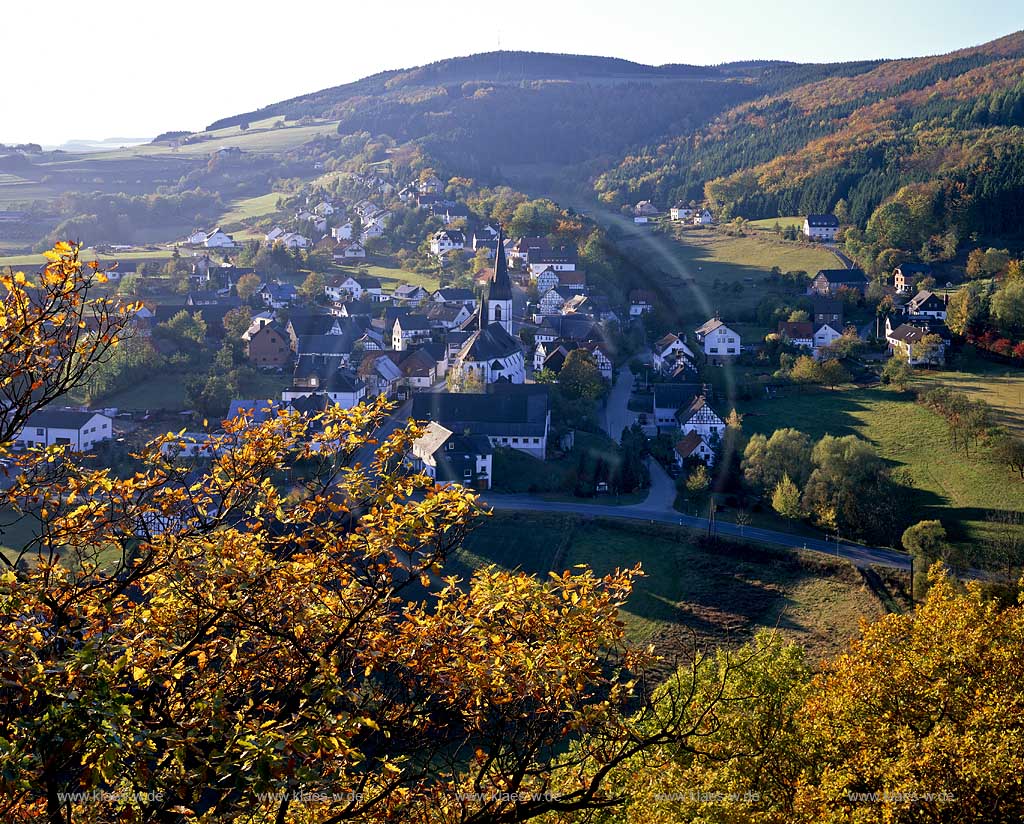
[710,347,718,354]
[36,428,44,436]
[512,438,518,444]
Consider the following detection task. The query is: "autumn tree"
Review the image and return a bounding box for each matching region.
[946,280,990,335]
[818,358,851,388]
[881,354,913,389]
[297,270,327,303]
[222,304,253,340]
[558,349,605,401]
[771,474,802,520]
[0,244,753,824]
[742,427,813,492]
[902,519,951,598]
[235,272,262,301]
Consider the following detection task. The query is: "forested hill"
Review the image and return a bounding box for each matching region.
[596,30,1024,240]
[205,51,883,175]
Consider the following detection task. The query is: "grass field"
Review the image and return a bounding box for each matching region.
[218,193,282,226]
[748,216,805,231]
[0,248,175,268]
[914,356,1024,436]
[456,513,888,661]
[739,385,1024,547]
[666,227,838,278]
[335,263,440,292]
[613,223,837,323]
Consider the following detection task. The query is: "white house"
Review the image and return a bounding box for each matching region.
[674,431,716,467]
[392,315,433,351]
[812,323,843,356]
[410,385,550,460]
[361,219,386,241]
[282,369,366,409]
[185,229,208,245]
[431,288,476,308]
[332,242,366,260]
[885,321,948,366]
[652,333,695,372]
[670,205,694,221]
[803,214,840,242]
[906,290,948,321]
[265,226,285,244]
[539,286,573,316]
[677,395,726,441]
[582,341,614,381]
[430,229,466,257]
[203,228,235,248]
[392,284,429,306]
[411,422,493,490]
[17,410,113,451]
[629,290,656,316]
[332,222,354,241]
[634,200,659,217]
[692,209,713,226]
[694,318,740,362]
[325,276,383,303]
[278,232,310,250]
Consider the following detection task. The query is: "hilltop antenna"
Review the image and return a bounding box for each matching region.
[497,34,503,80]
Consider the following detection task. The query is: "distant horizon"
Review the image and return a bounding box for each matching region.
[4,0,1023,145]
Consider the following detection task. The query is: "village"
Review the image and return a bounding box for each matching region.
[12,168,971,557]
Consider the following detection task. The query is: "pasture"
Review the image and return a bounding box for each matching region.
[456,513,890,662]
[739,385,1024,548]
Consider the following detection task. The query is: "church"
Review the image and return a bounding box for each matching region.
[452,229,525,385]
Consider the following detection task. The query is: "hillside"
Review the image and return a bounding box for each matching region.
[596,30,1024,239]
[204,51,884,175]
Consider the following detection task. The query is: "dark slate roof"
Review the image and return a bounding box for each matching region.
[458,322,521,362]
[653,383,703,412]
[411,384,549,437]
[297,334,357,357]
[288,312,340,337]
[805,214,839,228]
[355,277,382,289]
[25,409,106,430]
[536,314,601,341]
[528,246,577,265]
[815,268,868,285]
[433,287,476,303]
[907,290,946,312]
[396,315,432,331]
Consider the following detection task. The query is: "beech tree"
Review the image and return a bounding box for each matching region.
[0,244,744,824]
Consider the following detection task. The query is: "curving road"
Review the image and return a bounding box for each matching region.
[479,492,910,570]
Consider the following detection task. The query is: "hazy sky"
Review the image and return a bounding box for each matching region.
[4,0,1022,145]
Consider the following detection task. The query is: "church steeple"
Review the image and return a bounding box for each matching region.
[483,227,513,334]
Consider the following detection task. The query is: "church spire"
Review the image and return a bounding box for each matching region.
[488,227,512,302]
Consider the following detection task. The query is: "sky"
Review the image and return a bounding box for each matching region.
[4,0,1023,146]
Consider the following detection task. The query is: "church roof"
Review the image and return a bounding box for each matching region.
[458,321,522,363]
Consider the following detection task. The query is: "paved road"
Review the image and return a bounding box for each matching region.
[642,457,678,510]
[479,493,910,570]
[601,368,635,441]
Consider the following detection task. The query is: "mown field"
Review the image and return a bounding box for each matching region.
[747,216,805,231]
[613,223,837,322]
[914,355,1024,436]
[739,385,1024,548]
[455,513,890,662]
